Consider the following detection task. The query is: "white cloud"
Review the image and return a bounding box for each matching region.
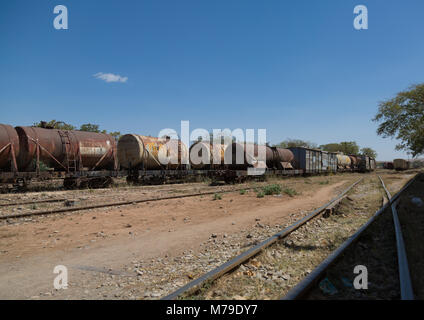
[93,72,128,83]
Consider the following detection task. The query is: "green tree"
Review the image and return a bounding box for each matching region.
[373,84,424,157]
[80,123,100,132]
[320,143,342,153]
[108,131,121,140]
[33,120,76,130]
[360,147,377,159]
[275,139,318,149]
[339,141,359,155]
[320,141,359,154]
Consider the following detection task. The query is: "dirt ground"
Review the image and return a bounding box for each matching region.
[191,175,387,299]
[0,172,413,299]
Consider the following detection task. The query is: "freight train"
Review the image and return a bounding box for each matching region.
[0,124,376,190]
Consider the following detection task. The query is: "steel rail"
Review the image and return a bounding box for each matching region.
[0,185,265,220]
[0,183,206,208]
[379,176,414,300]
[282,174,417,300]
[0,198,67,208]
[162,178,363,300]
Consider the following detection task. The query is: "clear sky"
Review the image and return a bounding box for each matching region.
[1,0,423,161]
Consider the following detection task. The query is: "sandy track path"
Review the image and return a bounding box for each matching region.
[0,178,355,299]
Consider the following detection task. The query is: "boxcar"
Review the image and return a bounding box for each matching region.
[289,147,323,174]
[393,159,409,171]
[322,151,337,173]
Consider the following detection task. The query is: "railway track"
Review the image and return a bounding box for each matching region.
[0,184,264,220]
[162,178,363,300]
[379,176,414,300]
[162,174,417,300]
[0,198,67,208]
[281,174,417,300]
[0,185,208,209]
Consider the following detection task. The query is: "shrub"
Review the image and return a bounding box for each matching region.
[213,193,222,200]
[283,188,297,197]
[262,184,282,195]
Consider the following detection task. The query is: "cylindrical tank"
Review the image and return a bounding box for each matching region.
[336,154,351,168]
[16,126,116,171]
[393,159,409,171]
[118,134,189,170]
[189,141,227,169]
[272,147,294,169]
[0,124,19,170]
[348,155,359,168]
[223,143,272,169]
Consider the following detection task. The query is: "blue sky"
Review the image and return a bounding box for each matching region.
[1,0,423,161]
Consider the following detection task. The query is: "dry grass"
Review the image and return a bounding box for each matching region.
[184,176,385,300]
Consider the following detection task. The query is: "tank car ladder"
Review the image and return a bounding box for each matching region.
[59,131,77,173]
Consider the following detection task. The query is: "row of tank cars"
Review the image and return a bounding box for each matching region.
[0,123,376,189]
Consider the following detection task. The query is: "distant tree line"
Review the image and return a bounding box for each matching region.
[33,120,121,140]
[274,139,377,158]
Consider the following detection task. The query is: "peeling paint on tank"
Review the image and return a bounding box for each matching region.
[79,145,107,156]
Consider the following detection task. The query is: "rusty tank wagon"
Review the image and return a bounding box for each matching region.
[0,121,378,190]
[0,124,19,172]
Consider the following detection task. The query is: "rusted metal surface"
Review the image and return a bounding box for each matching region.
[15,126,116,172]
[220,143,293,170]
[118,134,188,170]
[358,155,371,172]
[336,154,351,169]
[393,159,409,171]
[289,147,323,174]
[384,162,394,170]
[272,147,294,169]
[189,141,227,169]
[348,155,359,169]
[0,124,19,171]
[223,143,273,170]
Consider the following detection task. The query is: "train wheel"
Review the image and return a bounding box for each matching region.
[64,178,79,189]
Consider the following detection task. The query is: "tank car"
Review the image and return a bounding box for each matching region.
[348,155,360,170]
[222,143,270,170]
[0,124,19,172]
[15,126,117,172]
[189,141,227,169]
[336,154,351,170]
[118,134,188,170]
